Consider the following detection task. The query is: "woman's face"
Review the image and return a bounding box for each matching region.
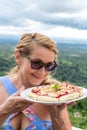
[19,45,56,87]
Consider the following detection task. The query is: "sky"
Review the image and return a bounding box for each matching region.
[0,0,87,40]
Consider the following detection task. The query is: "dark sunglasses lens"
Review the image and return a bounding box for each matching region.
[31,60,43,69]
[31,60,57,71]
[45,63,57,71]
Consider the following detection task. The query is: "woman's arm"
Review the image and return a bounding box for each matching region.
[48,104,72,130]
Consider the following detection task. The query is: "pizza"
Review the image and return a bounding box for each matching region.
[27,81,83,102]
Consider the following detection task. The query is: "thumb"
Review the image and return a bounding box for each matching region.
[12,86,25,96]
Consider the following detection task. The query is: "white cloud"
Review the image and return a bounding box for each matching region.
[0,0,87,39]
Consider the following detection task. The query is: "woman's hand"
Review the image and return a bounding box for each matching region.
[0,86,33,126]
[0,86,32,115]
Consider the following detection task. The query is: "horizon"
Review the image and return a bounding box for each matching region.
[0,34,87,44]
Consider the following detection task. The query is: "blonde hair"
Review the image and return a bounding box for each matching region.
[8,33,58,84]
[16,33,58,55]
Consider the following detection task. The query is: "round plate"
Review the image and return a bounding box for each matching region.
[20,86,87,105]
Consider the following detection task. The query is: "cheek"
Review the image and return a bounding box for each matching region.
[25,66,32,75]
[21,62,31,75]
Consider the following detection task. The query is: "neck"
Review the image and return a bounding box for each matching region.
[8,73,34,90]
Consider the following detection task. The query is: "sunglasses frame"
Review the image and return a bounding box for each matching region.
[21,52,58,71]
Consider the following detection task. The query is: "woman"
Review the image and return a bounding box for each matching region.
[0,33,72,130]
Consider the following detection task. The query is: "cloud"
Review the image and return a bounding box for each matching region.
[0,0,87,39]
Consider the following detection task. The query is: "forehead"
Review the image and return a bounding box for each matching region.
[30,45,55,62]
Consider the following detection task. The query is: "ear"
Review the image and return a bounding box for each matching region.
[14,50,22,65]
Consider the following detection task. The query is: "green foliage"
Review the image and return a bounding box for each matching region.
[54,43,87,87]
[0,44,16,75]
[68,98,87,129]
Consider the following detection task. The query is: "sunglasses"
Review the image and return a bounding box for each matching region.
[21,53,58,72]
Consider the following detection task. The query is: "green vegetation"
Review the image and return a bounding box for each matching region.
[55,43,87,88]
[0,44,16,75]
[0,41,87,129]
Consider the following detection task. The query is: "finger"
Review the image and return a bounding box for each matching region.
[57,103,65,107]
[67,101,76,106]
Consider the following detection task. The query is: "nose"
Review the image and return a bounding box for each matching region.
[38,66,48,74]
[39,66,46,71]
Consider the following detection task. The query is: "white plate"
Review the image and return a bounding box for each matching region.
[20,87,87,105]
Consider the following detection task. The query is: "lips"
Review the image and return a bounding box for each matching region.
[32,74,44,80]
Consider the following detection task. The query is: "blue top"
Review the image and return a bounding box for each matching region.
[0,76,18,95]
[0,76,52,130]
